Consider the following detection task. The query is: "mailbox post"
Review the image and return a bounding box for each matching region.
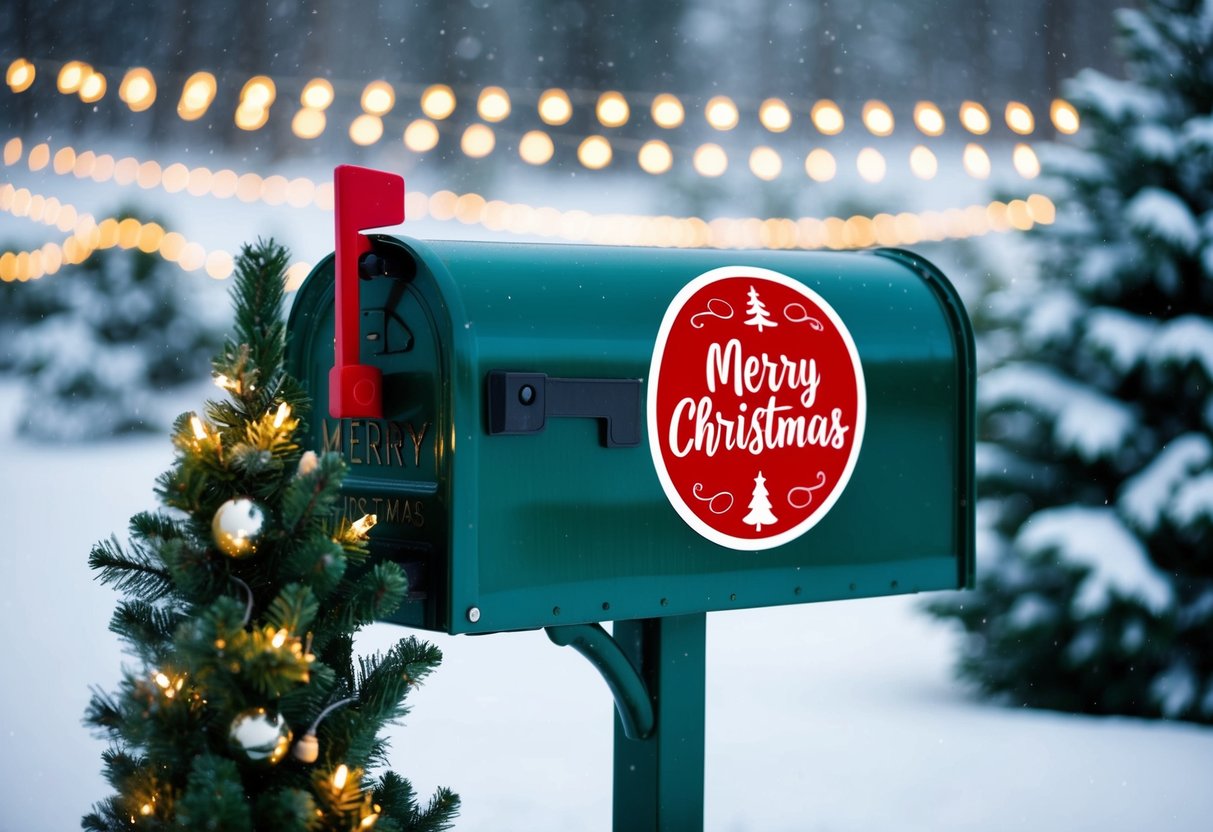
[286,166,975,831]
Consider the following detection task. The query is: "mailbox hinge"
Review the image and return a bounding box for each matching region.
[486,371,642,448]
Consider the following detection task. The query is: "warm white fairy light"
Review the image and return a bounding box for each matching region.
[692,143,728,177]
[959,101,990,135]
[537,88,572,125]
[518,130,554,165]
[272,402,291,428]
[190,414,208,441]
[477,86,511,122]
[596,91,630,128]
[909,145,938,180]
[749,146,782,180]
[578,135,612,170]
[461,124,495,158]
[758,98,792,133]
[1051,98,1080,134]
[301,78,334,110]
[638,140,673,175]
[78,70,107,103]
[404,119,440,152]
[271,628,288,649]
[5,58,35,93]
[913,101,945,136]
[292,108,326,139]
[811,100,844,135]
[421,84,456,119]
[650,93,685,128]
[360,81,395,116]
[1013,143,1040,178]
[349,114,384,146]
[350,514,378,537]
[856,147,887,183]
[1005,101,1034,135]
[963,143,992,178]
[57,61,88,94]
[705,95,739,131]
[804,148,836,182]
[178,72,217,121]
[240,76,276,109]
[119,68,156,112]
[332,764,350,791]
[862,100,894,136]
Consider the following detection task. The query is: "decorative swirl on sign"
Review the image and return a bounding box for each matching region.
[787,472,828,509]
[783,302,824,331]
[692,483,734,515]
[690,298,734,329]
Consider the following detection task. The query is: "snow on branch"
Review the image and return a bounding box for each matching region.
[1126,188,1201,254]
[1119,433,1213,533]
[1015,506,1173,616]
[1067,68,1166,124]
[1021,289,1083,351]
[1182,115,1213,153]
[1084,307,1159,374]
[1131,123,1179,164]
[980,364,1138,462]
[1146,315,1213,378]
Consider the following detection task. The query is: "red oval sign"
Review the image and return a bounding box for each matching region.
[648,266,866,550]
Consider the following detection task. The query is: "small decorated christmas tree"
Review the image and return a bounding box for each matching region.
[83,240,458,831]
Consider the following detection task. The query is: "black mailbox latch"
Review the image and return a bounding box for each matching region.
[487,371,642,448]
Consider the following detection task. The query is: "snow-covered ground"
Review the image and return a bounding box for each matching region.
[1,378,1211,832]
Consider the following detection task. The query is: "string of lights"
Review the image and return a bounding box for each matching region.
[0,181,316,283]
[0,170,1056,285]
[3,126,1041,215]
[4,56,1082,174]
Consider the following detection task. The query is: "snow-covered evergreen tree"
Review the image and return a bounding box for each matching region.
[929,0,1213,724]
[12,227,220,441]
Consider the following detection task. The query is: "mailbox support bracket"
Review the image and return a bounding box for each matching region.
[546,623,655,740]
[550,615,706,832]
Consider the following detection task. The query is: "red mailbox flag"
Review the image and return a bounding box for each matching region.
[329,164,405,418]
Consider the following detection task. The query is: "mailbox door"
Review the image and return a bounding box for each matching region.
[287,248,454,631]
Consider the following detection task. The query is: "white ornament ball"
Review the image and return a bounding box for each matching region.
[212,497,267,558]
[228,707,293,765]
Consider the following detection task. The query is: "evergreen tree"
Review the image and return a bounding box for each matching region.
[12,226,220,441]
[83,240,458,831]
[929,0,1213,724]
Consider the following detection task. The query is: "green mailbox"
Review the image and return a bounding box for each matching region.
[286,166,975,831]
[285,172,974,636]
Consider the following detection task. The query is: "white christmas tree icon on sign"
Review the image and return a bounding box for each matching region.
[744,285,778,332]
[743,471,779,531]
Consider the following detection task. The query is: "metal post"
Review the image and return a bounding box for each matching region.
[612,613,707,832]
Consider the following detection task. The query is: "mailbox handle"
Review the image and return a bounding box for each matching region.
[329,164,405,419]
[487,371,642,448]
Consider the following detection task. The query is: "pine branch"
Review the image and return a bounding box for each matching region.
[409,788,461,832]
[84,689,124,737]
[90,537,175,601]
[265,583,320,635]
[282,453,347,536]
[176,755,253,832]
[109,601,182,663]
